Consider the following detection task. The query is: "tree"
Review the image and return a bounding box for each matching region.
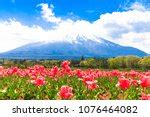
[138,57,150,70]
[108,58,119,69]
[80,58,99,68]
[125,56,140,69]
[108,56,126,69]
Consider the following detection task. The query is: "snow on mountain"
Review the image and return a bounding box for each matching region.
[0,36,147,59]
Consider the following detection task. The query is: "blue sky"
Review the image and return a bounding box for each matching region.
[0,0,135,24]
[0,0,150,53]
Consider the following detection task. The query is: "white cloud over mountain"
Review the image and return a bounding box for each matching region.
[0,2,150,53]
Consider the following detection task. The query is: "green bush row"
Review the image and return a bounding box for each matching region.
[80,56,150,70]
[0,56,150,70]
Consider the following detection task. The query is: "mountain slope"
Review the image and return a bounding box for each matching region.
[0,36,147,59]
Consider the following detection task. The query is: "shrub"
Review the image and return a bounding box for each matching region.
[138,57,150,70]
[125,56,140,69]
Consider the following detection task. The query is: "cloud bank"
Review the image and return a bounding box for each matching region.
[0,2,150,53]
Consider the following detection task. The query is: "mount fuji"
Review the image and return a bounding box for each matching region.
[0,36,147,59]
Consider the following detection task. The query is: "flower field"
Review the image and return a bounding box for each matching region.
[0,61,150,100]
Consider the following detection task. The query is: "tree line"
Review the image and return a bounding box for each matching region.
[0,56,150,70]
[80,56,150,70]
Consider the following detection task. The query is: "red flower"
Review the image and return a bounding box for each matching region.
[32,76,45,86]
[34,65,45,72]
[140,75,150,88]
[86,81,98,90]
[75,69,83,78]
[117,77,130,90]
[129,70,138,78]
[61,61,72,75]
[61,61,70,69]
[50,66,59,77]
[58,86,73,99]
[0,66,4,77]
[0,66,4,71]
[17,69,27,77]
[111,70,121,77]
[81,74,98,90]
[82,75,95,84]
[140,93,150,100]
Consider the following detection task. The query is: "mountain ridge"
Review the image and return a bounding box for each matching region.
[0,36,148,59]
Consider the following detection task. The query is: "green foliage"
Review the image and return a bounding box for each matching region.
[0,75,146,100]
[108,56,126,69]
[80,58,101,68]
[23,60,36,68]
[108,58,118,69]
[39,60,61,68]
[125,56,140,69]
[80,58,109,69]
[108,56,141,69]
[97,58,109,69]
[71,60,80,67]
[1,55,149,70]
[138,57,150,70]
[3,60,15,67]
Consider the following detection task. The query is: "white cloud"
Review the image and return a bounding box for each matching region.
[0,19,98,53]
[0,19,45,52]
[93,9,150,53]
[129,2,146,11]
[0,2,150,54]
[121,32,150,53]
[37,3,62,23]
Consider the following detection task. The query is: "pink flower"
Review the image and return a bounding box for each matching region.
[61,61,72,75]
[81,74,98,90]
[0,66,4,77]
[75,69,83,78]
[117,77,130,90]
[140,93,150,100]
[111,70,121,77]
[82,75,95,84]
[61,61,70,69]
[86,81,98,90]
[140,75,150,88]
[50,66,59,77]
[0,66,4,71]
[129,70,138,78]
[58,86,73,99]
[31,76,46,86]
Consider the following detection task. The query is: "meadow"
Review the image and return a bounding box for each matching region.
[0,60,150,100]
